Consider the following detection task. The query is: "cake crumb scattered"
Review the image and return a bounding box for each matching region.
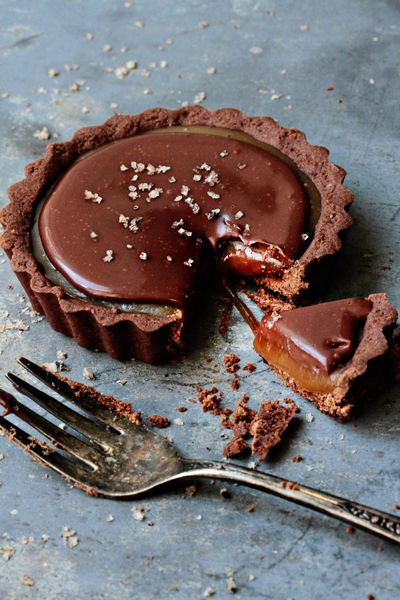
[224,353,240,373]
[148,415,170,428]
[243,363,256,373]
[223,436,249,458]
[292,455,302,463]
[251,399,297,461]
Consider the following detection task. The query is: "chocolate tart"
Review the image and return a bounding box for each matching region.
[0,107,353,362]
[253,293,397,420]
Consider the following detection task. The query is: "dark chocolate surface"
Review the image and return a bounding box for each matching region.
[255,297,373,376]
[38,128,309,306]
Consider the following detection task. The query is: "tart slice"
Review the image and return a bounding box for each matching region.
[253,294,397,420]
[0,107,353,362]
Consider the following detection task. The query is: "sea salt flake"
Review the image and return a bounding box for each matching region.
[84,190,103,203]
[138,182,153,191]
[194,91,206,104]
[206,208,220,220]
[83,368,96,380]
[129,217,143,232]
[156,165,171,173]
[234,211,244,220]
[171,219,184,229]
[103,250,114,263]
[33,127,51,141]
[119,214,130,228]
[204,170,219,186]
[168,176,176,183]
[207,191,220,200]
[120,164,129,171]
[139,252,148,261]
[181,185,190,196]
[148,187,163,199]
[184,258,194,267]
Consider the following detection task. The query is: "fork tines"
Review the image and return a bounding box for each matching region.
[0,357,121,482]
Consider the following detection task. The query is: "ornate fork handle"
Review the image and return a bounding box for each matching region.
[174,460,400,544]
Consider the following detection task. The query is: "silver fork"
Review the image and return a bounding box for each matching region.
[0,357,399,544]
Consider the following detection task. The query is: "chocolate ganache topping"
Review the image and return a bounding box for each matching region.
[37,126,311,308]
[254,297,373,380]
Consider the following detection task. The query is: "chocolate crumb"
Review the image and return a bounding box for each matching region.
[184,484,198,497]
[224,353,240,373]
[223,436,249,458]
[346,525,355,534]
[292,455,302,463]
[177,406,187,413]
[231,376,239,391]
[243,363,256,373]
[250,399,297,461]
[148,415,170,428]
[197,386,224,415]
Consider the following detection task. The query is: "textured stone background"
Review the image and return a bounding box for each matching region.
[0,1,399,598]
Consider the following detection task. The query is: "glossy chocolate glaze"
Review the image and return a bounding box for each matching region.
[254,297,373,377]
[38,127,310,307]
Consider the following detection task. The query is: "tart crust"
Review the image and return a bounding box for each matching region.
[0,106,354,362]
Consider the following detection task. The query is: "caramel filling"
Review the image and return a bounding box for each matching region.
[253,298,373,393]
[35,126,320,310]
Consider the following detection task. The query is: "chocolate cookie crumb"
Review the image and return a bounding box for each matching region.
[231,376,240,391]
[292,454,303,462]
[148,415,170,428]
[223,436,249,458]
[197,386,224,415]
[250,399,297,460]
[243,363,256,373]
[224,353,240,373]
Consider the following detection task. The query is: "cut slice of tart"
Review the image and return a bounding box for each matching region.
[253,293,398,420]
[0,107,353,362]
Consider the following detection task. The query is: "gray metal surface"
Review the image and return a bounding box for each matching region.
[0,0,399,598]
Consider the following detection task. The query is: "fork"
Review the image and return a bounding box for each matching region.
[0,358,399,544]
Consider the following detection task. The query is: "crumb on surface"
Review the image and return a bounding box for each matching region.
[251,399,297,461]
[223,436,249,458]
[148,415,170,428]
[224,353,240,373]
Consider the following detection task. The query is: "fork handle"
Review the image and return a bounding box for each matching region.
[178,459,400,544]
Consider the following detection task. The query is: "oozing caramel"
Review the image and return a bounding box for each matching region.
[37,127,314,308]
[254,298,373,393]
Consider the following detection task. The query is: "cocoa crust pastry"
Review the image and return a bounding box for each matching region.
[0,106,353,362]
